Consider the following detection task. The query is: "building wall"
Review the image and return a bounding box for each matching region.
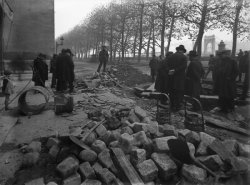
[4,0,54,59]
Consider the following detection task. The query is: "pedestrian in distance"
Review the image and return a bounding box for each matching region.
[149,54,158,82]
[205,54,215,80]
[167,45,188,111]
[32,53,48,87]
[1,70,15,110]
[97,45,109,73]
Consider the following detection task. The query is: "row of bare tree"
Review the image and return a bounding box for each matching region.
[59,0,250,62]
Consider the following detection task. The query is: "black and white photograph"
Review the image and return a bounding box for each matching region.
[0,0,250,184]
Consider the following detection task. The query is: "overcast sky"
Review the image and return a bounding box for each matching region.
[54,0,249,51]
[55,0,112,38]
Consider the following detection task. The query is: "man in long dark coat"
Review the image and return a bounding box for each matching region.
[50,54,57,88]
[237,49,244,82]
[214,50,238,113]
[97,46,109,73]
[167,45,187,111]
[155,52,173,94]
[32,53,48,87]
[240,51,249,100]
[185,50,205,105]
[56,49,75,92]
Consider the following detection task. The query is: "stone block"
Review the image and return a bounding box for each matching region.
[185,131,201,148]
[110,129,121,140]
[151,153,177,181]
[187,142,195,157]
[79,149,97,163]
[238,143,250,157]
[25,177,44,185]
[98,150,115,170]
[134,106,147,120]
[22,152,40,167]
[153,136,176,153]
[46,182,58,185]
[136,159,158,182]
[99,168,117,185]
[26,141,42,153]
[92,162,103,177]
[56,157,79,178]
[81,179,102,185]
[95,124,107,137]
[46,138,60,149]
[142,117,151,124]
[109,141,119,148]
[132,122,158,136]
[118,133,135,154]
[198,155,224,171]
[222,139,239,156]
[130,148,146,166]
[162,124,177,137]
[49,145,60,159]
[82,132,97,146]
[177,129,191,138]
[121,126,134,135]
[57,146,70,163]
[133,131,149,146]
[79,162,96,180]
[99,130,112,144]
[196,132,216,156]
[62,173,81,185]
[128,109,140,123]
[181,164,207,183]
[91,140,107,154]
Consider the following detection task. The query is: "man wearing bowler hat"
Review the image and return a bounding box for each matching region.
[167,45,187,111]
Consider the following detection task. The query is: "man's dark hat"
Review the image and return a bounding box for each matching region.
[38,53,46,59]
[176,45,186,53]
[65,49,74,56]
[188,50,198,57]
[4,70,11,76]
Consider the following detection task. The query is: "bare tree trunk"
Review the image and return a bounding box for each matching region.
[232,0,243,57]
[166,15,175,53]
[146,21,153,59]
[133,20,139,58]
[109,23,114,62]
[194,0,208,56]
[152,17,155,56]
[160,1,166,56]
[138,3,144,63]
[121,18,126,61]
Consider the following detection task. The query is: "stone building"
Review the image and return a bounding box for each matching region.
[1,0,54,73]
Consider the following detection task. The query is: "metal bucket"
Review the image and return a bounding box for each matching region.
[18,86,50,115]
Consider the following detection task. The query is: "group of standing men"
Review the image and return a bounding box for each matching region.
[153,45,249,114]
[32,48,75,93]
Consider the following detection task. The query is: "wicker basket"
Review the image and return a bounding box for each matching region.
[184,95,205,132]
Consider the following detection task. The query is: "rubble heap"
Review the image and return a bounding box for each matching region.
[17,105,250,185]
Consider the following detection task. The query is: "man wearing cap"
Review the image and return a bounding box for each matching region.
[214,50,238,113]
[185,50,205,106]
[32,53,48,87]
[97,45,109,73]
[167,45,187,111]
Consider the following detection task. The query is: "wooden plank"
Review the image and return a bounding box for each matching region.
[200,95,218,100]
[0,116,17,147]
[111,148,144,185]
[179,110,250,136]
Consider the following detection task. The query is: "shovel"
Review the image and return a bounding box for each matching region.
[167,137,230,183]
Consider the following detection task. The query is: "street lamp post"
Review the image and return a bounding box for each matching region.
[55,36,64,54]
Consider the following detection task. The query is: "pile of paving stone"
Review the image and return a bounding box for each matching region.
[17,106,250,185]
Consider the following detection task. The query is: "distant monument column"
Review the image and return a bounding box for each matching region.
[216,40,231,56]
[203,35,215,56]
